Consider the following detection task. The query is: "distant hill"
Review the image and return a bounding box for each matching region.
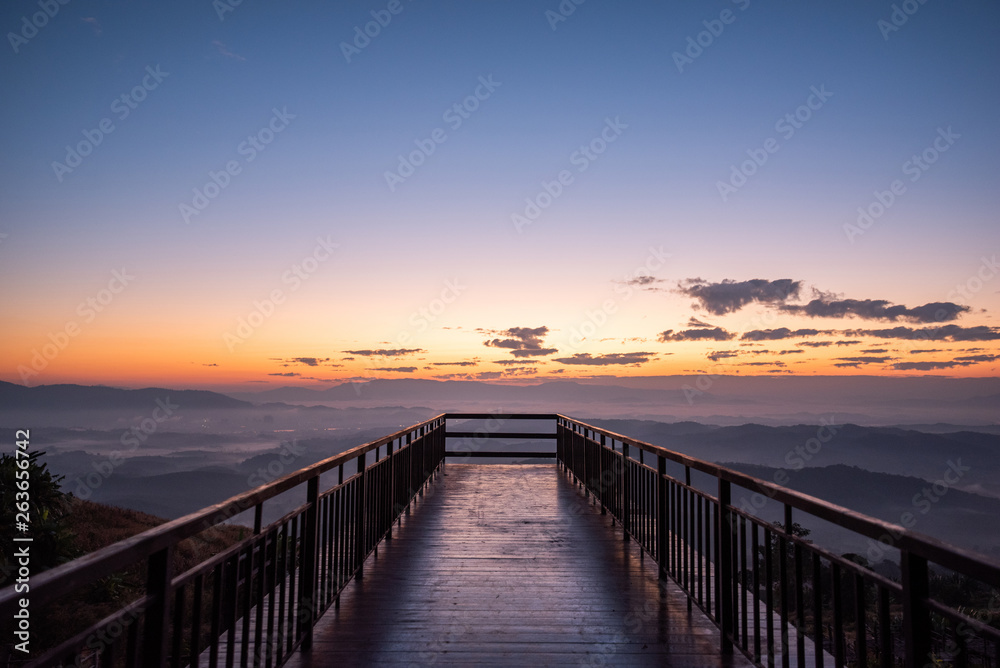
[720,463,1000,560]
[0,380,252,411]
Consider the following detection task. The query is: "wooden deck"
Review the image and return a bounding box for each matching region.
[285,463,753,667]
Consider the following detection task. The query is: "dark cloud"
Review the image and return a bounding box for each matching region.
[432,361,477,367]
[484,326,558,357]
[955,354,1000,363]
[623,275,665,287]
[834,340,862,346]
[659,327,734,342]
[203,363,219,367]
[475,371,503,380]
[910,349,944,354]
[370,366,418,373]
[861,348,889,354]
[798,341,833,348]
[777,350,805,355]
[343,348,425,357]
[741,328,823,341]
[843,325,1000,341]
[268,372,300,377]
[707,350,741,362]
[781,299,968,323]
[892,361,962,371]
[553,352,656,366]
[276,357,332,367]
[834,356,892,368]
[677,278,801,315]
[493,360,539,366]
[687,317,716,328]
[740,361,787,367]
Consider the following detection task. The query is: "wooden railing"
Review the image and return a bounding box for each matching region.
[557,415,1000,668]
[0,416,446,667]
[3,413,998,667]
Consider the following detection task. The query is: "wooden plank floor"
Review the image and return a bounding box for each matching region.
[285,463,753,667]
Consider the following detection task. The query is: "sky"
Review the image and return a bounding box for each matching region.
[1,0,999,391]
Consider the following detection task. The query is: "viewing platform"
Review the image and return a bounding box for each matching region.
[2,414,998,667]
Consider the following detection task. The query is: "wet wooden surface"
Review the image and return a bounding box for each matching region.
[285,463,753,667]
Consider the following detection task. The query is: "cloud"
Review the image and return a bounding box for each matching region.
[659,327,734,342]
[834,356,892,368]
[553,352,655,366]
[843,325,1000,341]
[741,361,787,367]
[834,340,862,346]
[484,326,558,357]
[892,361,962,371]
[277,357,331,367]
[780,299,968,323]
[269,372,300,377]
[955,354,1000,363]
[432,361,477,367]
[475,371,503,380]
[861,348,889,354]
[677,278,801,315]
[741,328,823,341]
[371,366,417,373]
[203,363,219,367]
[80,17,102,35]
[622,275,666,288]
[707,350,740,362]
[212,40,246,61]
[493,360,539,366]
[686,317,717,328]
[798,341,833,348]
[910,349,944,354]
[777,349,804,355]
[343,348,425,357]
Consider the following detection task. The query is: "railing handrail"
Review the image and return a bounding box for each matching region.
[0,413,447,616]
[555,414,1000,586]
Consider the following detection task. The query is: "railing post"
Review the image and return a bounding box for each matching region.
[657,455,668,581]
[717,478,734,655]
[355,453,367,580]
[387,439,395,540]
[599,433,607,515]
[299,475,319,650]
[902,550,932,665]
[621,442,630,541]
[141,545,173,668]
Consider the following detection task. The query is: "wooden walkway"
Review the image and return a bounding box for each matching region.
[285,463,753,667]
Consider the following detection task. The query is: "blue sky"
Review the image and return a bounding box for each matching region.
[2,0,999,388]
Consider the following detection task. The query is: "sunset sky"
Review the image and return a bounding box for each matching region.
[2,0,998,391]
